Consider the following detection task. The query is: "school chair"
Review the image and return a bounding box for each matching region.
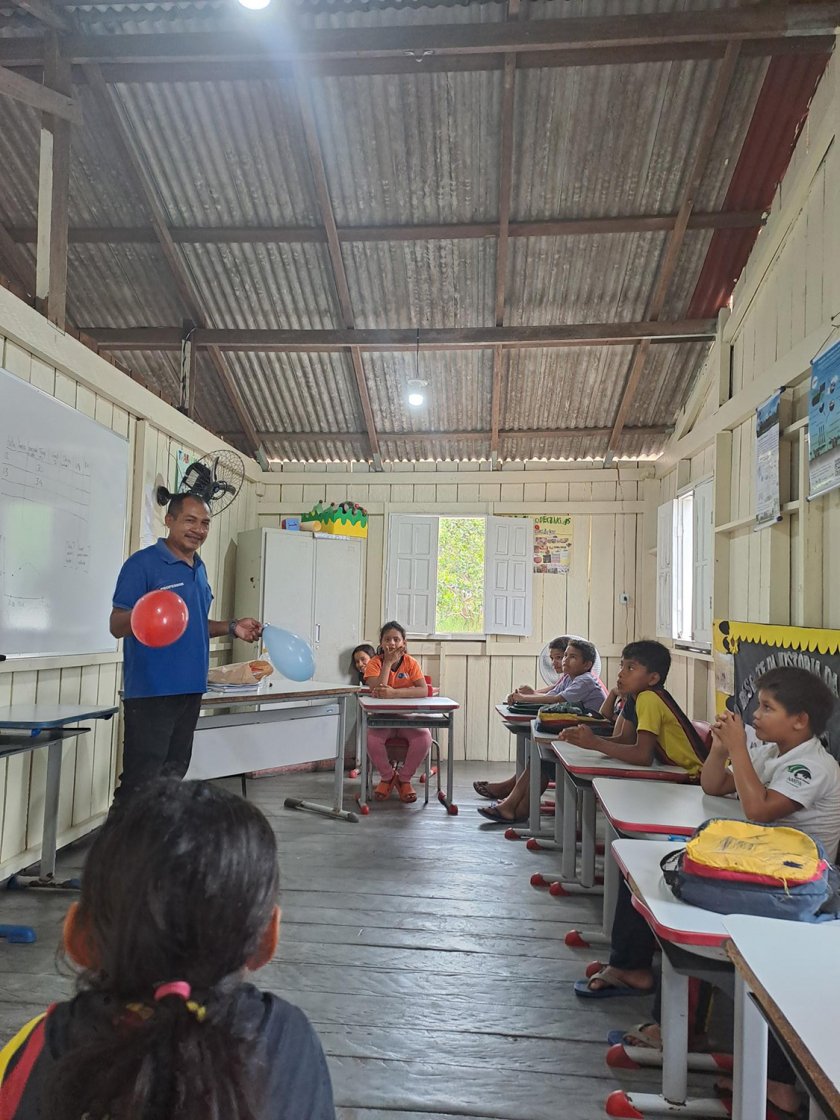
[363,734,441,808]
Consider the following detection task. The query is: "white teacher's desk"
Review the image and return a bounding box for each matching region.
[186,681,361,823]
[725,915,840,1120]
[0,703,117,901]
[356,695,460,814]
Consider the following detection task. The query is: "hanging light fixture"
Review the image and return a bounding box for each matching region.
[238,0,271,10]
[407,327,428,408]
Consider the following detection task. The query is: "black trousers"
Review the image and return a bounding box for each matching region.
[114,693,203,804]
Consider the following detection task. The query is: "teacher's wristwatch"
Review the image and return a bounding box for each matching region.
[228,619,239,637]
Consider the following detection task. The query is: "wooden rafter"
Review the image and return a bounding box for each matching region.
[295,74,380,460]
[35,33,71,328]
[0,7,836,69]
[0,63,80,121]
[0,218,35,294]
[80,62,263,459]
[608,42,742,452]
[217,424,671,446]
[84,320,717,353]
[490,0,519,459]
[4,209,766,247]
[7,0,70,31]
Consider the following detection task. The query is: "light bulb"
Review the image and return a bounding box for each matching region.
[238,0,271,9]
[408,391,425,407]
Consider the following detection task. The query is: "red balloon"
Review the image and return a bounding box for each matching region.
[131,590,189,648]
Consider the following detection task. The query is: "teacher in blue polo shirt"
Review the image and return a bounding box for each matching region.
[109,494,262,804]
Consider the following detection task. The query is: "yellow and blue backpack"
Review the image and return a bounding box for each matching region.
[661,818,840,922]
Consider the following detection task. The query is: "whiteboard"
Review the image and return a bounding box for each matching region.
[0,367,129,657]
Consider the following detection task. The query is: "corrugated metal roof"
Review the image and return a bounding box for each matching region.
[0,0,829,462]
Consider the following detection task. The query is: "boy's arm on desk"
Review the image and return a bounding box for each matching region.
[560,724,655,766]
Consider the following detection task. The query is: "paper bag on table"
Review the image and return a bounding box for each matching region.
[207,660,274,686]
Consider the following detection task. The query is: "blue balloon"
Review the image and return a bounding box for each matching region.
[262,625,316,682]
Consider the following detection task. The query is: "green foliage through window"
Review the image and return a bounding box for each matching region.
[436,518,485,633]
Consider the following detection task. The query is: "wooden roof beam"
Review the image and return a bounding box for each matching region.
[1,7,836,68]
[5,210,767,246]
[609,41,742,452]
[0,62,80,121]
[81,62,264,460]
[295,74,380,459]
[7,0,70,32]
[219,424,672,444]
[85,320,717,352]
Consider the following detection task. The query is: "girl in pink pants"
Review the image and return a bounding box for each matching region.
[363,621,431,804]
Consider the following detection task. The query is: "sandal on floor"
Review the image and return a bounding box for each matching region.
[713,1081,806,1120]
[574,967,655,1000]
[473,780,497,799]
[397,780,417,803]
[374,775,395,800]
[606,1023,660,1049]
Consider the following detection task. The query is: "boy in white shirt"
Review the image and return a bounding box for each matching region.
[703,666,840,860]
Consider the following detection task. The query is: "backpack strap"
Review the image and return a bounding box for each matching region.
[638,687,710,768]
[0,1006,54,1120]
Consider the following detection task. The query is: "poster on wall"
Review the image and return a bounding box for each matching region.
[713,620,840,760]
[754,390,781,527]
[533,515,572,574]
[808,340,840,500]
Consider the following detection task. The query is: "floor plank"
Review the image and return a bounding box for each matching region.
[0,763,717,1119]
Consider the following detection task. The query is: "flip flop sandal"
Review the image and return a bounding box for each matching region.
[476,803,528,824]
[473,780,498,799]
[574,968,656,1000]
[374,775,395,800]
[606,1023,660,1049]
[713,1082,805,1120]
[397,780,417,803]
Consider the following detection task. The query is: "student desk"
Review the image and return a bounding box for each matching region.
[725,915,840,1120]
[357,695,460,814]
[528,729,688,892]
[0,703,117,924]
[188,682,362,823]
[493,703,535,777]
[574,780,745,949]
[608,838,732,1119]
[490,705,559,841]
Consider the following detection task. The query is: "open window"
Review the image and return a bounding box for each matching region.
[656,478,713,650]
[385,514,533,637]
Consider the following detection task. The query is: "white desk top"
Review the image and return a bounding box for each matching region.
[0,703,118,729]
[724,915,840,1111]
[200,681,361,707]
[594,778,744,836]
[612,838,730,957]
[547,738,689,783]
[359,695,459,712]
[494,703,535,724]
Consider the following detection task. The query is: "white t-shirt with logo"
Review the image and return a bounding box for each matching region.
[744,726,840,861]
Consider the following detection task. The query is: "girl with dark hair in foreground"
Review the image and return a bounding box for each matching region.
[0,779,335,1120]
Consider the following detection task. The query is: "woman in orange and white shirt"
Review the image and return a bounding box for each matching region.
[363,621,430,804]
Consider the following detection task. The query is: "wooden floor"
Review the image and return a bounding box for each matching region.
[1,763,699,1119]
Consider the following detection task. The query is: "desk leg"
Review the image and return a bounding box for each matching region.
[732,973,767,1120]
[566,819,616,948]
[510,738,556,842]
[283,697,359,823]
[357,707,369,815]
[437,713,458,815]
[579,787,596,888]
[40,737,62,880]
[515,729,527,779]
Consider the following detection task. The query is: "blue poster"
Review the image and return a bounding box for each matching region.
[808,340,840,498]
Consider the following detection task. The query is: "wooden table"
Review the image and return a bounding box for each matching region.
[190,682,362,823]
[0,703,118,938]
[725,915,840,1120]
[356,695,460,814]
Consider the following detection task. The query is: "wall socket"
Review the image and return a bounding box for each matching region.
[618,592,631,605]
